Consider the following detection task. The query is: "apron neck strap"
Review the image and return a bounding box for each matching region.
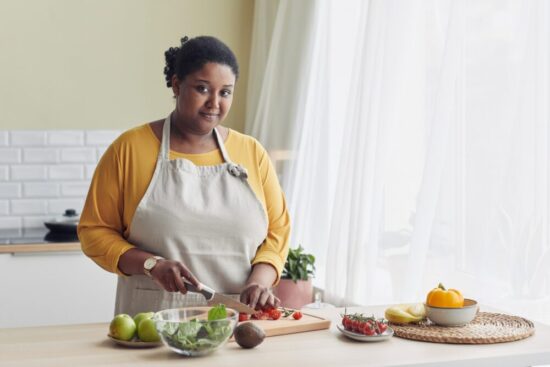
[160,116,171,160]
[213,127,233,164]
[161,115,233,163]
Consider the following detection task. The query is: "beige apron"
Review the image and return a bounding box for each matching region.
[114,116,268,316]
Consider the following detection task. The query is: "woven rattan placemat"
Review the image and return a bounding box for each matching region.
[390,312,535,344]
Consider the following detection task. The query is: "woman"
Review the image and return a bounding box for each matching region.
[78,36,290,316]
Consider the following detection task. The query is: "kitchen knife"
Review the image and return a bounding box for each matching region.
[183,280,256,314]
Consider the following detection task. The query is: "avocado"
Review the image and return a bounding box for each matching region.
[234,322,266,349]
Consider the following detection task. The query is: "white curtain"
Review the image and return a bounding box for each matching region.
[246,0,550,323]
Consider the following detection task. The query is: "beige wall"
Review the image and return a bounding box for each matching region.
[0,0,254,132]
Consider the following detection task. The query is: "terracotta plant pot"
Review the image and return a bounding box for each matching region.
[273,278,313,309]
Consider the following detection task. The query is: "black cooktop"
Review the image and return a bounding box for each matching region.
[0,228,79,245]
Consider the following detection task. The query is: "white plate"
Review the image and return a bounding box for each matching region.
[107,334,162,348]
[336,324,394,342]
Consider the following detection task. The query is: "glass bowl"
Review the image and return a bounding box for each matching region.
[153,307,238,357]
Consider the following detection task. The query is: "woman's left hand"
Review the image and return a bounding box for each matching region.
[240,282,280,310]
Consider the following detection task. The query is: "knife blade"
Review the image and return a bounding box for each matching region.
[183,280,256,314]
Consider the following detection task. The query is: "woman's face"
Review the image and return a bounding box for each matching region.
[172,62,236,135]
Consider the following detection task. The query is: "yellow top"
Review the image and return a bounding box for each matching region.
[78,123,290,282]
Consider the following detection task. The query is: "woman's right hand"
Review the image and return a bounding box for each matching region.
[150,259,201,294]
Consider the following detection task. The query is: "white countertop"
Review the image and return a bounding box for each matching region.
[1,304,549,367]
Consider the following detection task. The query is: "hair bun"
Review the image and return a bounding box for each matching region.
[163,35,239,89]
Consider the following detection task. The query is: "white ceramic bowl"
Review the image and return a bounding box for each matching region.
[425,299,478,327]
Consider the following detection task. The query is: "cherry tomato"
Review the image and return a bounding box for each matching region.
[269,309,282,320]
[263,306,275,313]
[342,316,351,330]
[363,322,375,336]
[238,313,249,322]
[377,321,388,334]
[292,311,303,320]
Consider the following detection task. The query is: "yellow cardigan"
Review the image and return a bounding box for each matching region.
[78,123,290,281]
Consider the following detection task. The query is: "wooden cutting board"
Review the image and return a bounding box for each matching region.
[233,312,331,338]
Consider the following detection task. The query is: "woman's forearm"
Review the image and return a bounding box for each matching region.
[118,248,157,276]
[246,263,278,288]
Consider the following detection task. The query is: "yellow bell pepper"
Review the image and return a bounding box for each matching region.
[426,283,464,308]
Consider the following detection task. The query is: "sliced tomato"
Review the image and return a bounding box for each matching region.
[252,311,270,320]
[269,309,282,320]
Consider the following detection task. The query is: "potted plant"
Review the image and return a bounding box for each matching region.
[273,245,315,309]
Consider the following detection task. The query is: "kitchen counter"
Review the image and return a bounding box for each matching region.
[2,305,550,367]
[0,242,80,254]
[0,228,80,254]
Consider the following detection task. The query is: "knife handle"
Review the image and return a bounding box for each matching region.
[182,279,215,301]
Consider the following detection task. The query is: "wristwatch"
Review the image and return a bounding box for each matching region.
[143,256,164,277]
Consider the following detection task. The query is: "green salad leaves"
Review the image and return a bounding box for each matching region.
[208,304,227,321]
[159,304,233,354]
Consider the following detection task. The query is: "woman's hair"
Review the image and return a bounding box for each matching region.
[163,36,239,87]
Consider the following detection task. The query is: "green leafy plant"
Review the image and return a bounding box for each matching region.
[282,245,315,282]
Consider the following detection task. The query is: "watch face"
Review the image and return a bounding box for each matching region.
[144,257,157,270]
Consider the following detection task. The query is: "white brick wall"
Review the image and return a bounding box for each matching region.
[0,217,22,229]
[11,132,47,146]
[0,132,8,146]
[11,200,48,215]
[47,131,84,146]
[23,148,58,163]
[61,182,91,197]
[24,182,60,197]
[49,165,84,180]
[0,183,21,198]
[11,165,48,181]
[0,166,8,181]
[60,148,96,163]
[0,148,21,163]
[0,129,121,229]
[0,200,8,215]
